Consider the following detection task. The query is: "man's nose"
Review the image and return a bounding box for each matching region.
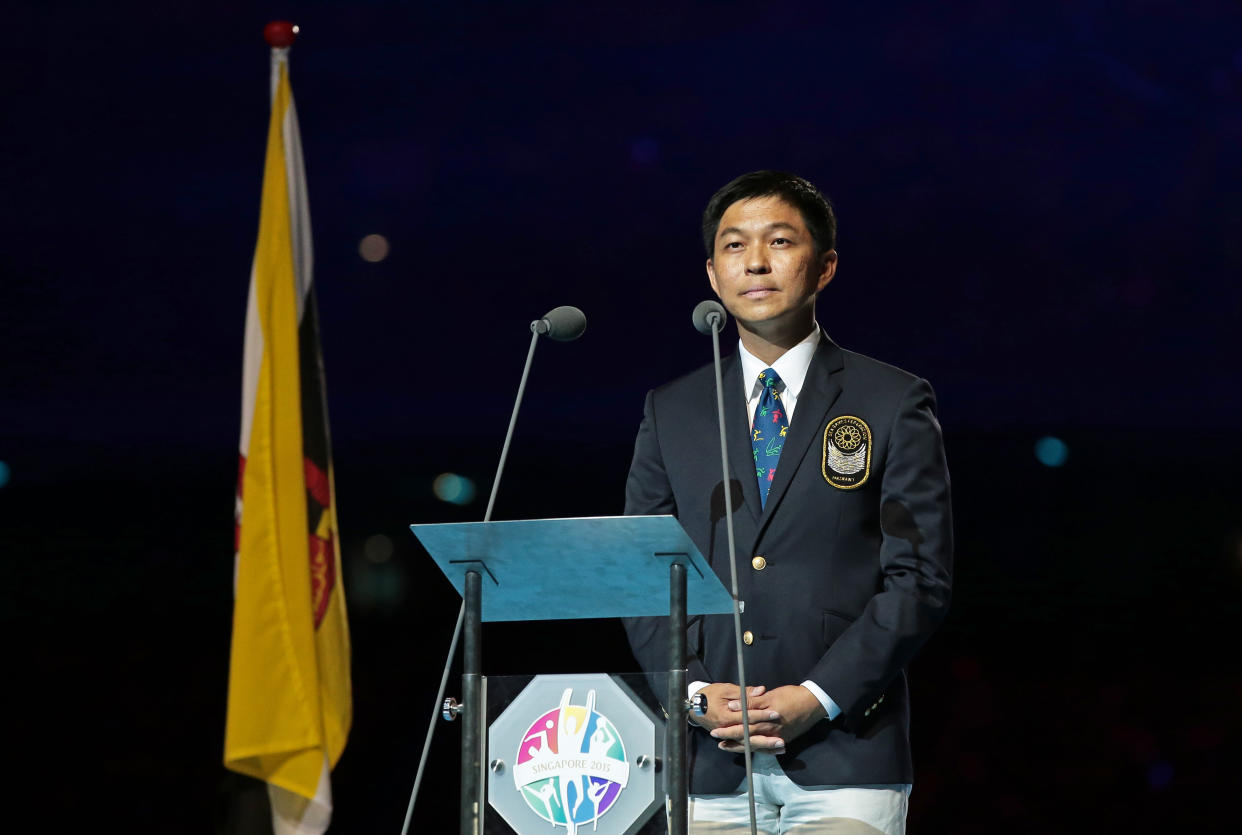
[745,250,771,274]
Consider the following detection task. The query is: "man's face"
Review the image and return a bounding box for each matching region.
[706,195,836,338]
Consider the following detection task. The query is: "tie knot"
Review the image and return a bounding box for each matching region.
[758,368,783,390]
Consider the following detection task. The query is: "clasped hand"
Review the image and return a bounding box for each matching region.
[689,683,827,755]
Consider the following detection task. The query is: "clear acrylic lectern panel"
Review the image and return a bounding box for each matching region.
[412,514,734,622]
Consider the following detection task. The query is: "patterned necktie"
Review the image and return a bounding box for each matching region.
[751,368,789,508]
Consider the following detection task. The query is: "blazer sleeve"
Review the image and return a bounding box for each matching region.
[807,377,953,728]
[621,390,714,686]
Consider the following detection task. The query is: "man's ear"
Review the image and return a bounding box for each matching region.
[816,250,838,292]
[706,257,720,296]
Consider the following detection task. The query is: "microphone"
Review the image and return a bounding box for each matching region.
[692,299,759,834]
[531,305,588,341]
[692,299,727,335]
[404,304,586,835]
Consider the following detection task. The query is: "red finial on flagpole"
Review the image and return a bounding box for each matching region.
[264,21,299,48]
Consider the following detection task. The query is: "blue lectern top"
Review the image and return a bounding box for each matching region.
[411,514,734,622]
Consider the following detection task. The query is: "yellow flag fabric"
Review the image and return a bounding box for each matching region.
[225,51,351,824]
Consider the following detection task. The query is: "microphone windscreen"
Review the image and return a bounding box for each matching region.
[542,305,588,341]
[692,300,728,335]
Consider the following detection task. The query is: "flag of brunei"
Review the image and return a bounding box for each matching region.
[225,27,351,835]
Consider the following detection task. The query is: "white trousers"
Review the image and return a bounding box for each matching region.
[686,753,909,834]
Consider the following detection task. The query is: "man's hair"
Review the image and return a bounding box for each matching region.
[701,170,837,258]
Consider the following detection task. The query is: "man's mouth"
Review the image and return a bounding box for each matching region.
[742,287,777,298]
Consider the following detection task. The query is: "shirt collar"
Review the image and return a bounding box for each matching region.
[738,324,821,400]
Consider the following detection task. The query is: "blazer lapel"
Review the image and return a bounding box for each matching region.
[718,352,763,524]
[757,333,845,531]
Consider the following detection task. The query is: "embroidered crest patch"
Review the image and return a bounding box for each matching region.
[822,415,872,490]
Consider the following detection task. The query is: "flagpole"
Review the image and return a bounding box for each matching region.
[265,21,298,104]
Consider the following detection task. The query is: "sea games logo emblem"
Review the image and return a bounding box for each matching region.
[513,687,629,833]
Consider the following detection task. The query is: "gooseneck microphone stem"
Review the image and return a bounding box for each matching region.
[404,332,536,835]
[707,314,760,835]
[484,330,539,523]
[403,308,581,834]
[402,605,463,835]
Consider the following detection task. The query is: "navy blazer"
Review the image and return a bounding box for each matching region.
[622,333,953,793]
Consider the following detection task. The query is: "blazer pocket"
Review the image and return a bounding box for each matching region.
[822,610,855,647]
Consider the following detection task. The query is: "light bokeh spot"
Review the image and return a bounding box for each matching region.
[433,473,477,505]
[1034,436,1069,468]
[364,533,394,563]
[358,233,390,263]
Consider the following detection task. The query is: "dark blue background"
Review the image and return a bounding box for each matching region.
[3,1,1240,831]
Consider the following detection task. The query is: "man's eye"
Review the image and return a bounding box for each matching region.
[772,237,790,246]
[723,241,743,250]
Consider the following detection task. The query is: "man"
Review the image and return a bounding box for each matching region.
[623,171,952,833]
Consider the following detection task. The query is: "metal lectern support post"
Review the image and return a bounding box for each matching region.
[668,562,688,835]
[461,571,483,835]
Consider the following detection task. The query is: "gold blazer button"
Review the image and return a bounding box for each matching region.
[751,555,767,570]
[743,630,754,645]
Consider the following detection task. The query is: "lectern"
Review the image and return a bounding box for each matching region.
[413,514,733,835]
